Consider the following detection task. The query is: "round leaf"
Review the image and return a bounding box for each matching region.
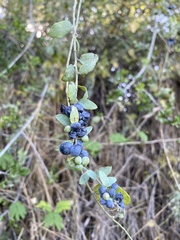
[48,20,73,38]
[62,64,75,82]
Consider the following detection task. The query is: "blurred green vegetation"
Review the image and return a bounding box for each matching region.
[0,0,180,239]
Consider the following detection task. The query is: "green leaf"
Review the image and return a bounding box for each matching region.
[62,64,75,82]
[79,53,99,75]
[9,201,27,221]
[55,200,73,213]
[70,105,79,123]
[116,187,131,205]
[86,126,93,134]
[79,98,97,110]
[19,167,30,176]
[98,170,109,186]
[98,166,112,176]
[0,152,14,170]
[138,131,148,142]
[94,184,101,201]
[48,20,73,38]
[79,172,89,185]
[86,170,97,180]
[68,82,78,104]
[83,141,102,155]
[78,85,88,99]
[36,200,51,212]
[44,212,63,231]
[109,133,127,143]
[106,177,117,187]
[55,114,71,126]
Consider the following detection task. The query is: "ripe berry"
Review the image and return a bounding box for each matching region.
[106,199,115,209]
[68,131,77,139]
[70,144,82,156]
[74,103,84,112]
[80,150,89,157]
[100,198,107,205]
[77,128,87,137]
[71,122,82,130]
[99,185,107,195]
[111,183,119,190]
[60,104,71,116]
[77,140,83,146]
[59,142,73,155]
[119,201,125,209]
[108,188,116,198]
[115,193,123,201]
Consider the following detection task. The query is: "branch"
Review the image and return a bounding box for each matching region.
[0,82,49,158]
[0,0,35,77]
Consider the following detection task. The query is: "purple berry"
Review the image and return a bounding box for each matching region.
[74,103,84,112]
[115,193,123,201]
[106,199,115,209]
[71,122,82,130]
[111,183,119,190]
[100,197,107,205]
[59,142,73,155]
[119,201,125,209]
[99,185,107,195]
[77,128,87,137]
[108,188,116,198]
[70,144,82,156]
[68,131,77,139]
[80,150,89,157]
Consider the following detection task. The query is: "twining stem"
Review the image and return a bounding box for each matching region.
[65,0,83,104]
[86,183,133,240]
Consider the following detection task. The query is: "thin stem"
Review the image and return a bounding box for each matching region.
[86,183,133,240]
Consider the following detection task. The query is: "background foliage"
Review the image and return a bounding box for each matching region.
[0,0,180,239]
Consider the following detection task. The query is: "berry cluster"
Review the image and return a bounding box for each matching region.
[99,183,124,209]
[59,102,91,170]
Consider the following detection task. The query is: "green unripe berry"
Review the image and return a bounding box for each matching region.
[82,157,90,166]
[75,164,83,171]
[64,125,71,133]
[74,156,82,165]
[103,192,110,200]
[67,159,76,168]
[81,135,89,142]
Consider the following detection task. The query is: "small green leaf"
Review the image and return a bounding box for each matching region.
[68,82,78,104]
[79,173,90,185]
[98,166,112,176]
[79,98,97,110]
[86,170,97,180]
[44,212,63,231]
[86,126,93,134]
[55,114,71,126]
[62,64,75,82]
[117,187,131,205]
[9,201,27,221]
[36,201,51,212]
[48,20,73,38]
[109,133,127,143]
[79,53,99,75]
[106,177,117,187]
[78,85,88,99]
[70,105,79,123]
[99,170,109,186]
[138,131,148,142]
[0,152,14,170]
[19,167,30,176]
[55,200,73,213]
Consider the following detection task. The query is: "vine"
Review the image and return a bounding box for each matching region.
[48,0,132,239]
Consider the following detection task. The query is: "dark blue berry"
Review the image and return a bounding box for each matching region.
[59,142,73,155]
[100,197,107,205]
[68,131,77,139]
[77,128,87,137]
[80,110,91,120]
[115,193,123,201]
[70,144,82,156]
[167,38,176,47]
[77,140,83,146]
[60,104,71,116]
[108,188,116,198]
[111,183,119,190]
[106,199,115,209]
[99,185,107,195]
[80,150,89,157]
[74,103,84,112]
[71,122,82,130]
[79,120,87,126]
[119,201,125,209]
